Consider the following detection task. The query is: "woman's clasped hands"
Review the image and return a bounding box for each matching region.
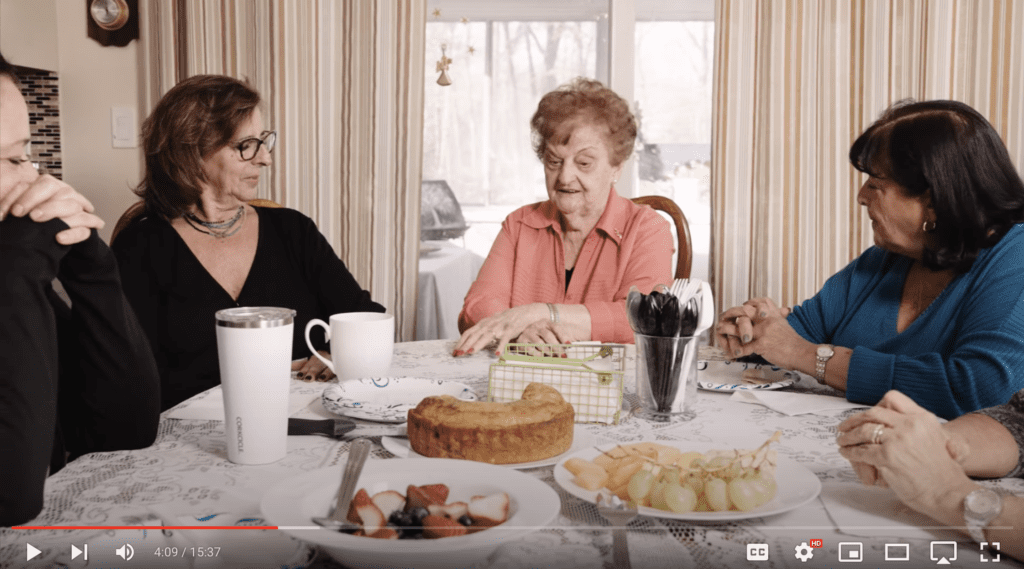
[835,391,973,519]
[714,297,801,367]
[0,173,104,245]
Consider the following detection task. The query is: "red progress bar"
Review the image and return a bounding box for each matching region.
[13,526,278,530]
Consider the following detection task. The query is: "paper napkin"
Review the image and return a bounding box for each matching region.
[820,482,961,541]
[729,390,870,416]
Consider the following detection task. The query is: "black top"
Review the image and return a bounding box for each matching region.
[0,217,160,527]
[112,206,386,410]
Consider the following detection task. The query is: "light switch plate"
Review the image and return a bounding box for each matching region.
[111,106,137,148]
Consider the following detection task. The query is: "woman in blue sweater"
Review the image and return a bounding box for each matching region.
[716,100,1024,419]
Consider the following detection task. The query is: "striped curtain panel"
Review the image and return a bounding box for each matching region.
[711,0,1024,313]
[138,0,426,341]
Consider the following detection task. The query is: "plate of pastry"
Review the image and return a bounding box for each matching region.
[696,360,797,392]
[322,377,477,423]
[380,426,595,470]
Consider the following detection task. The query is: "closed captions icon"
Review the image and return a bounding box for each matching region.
[747,543,769,561]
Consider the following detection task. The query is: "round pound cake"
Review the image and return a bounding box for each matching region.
[407,383,574,464]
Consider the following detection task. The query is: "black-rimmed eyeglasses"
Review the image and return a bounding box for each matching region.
[234,131,277,161]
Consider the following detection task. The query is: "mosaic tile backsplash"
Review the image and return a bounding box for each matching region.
[16,67,62,180]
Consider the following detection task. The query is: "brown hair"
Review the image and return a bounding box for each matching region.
[530,77,637,167]
[135,75,261,219]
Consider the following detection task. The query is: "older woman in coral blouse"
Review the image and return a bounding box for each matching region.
[454,78,674,356]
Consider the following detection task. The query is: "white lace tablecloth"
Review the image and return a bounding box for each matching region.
[4,340,1021,569]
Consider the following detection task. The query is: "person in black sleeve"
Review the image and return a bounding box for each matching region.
[0,52,160,527]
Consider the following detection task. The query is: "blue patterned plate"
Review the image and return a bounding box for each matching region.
[697,360,797,392]
[321,377,477,423]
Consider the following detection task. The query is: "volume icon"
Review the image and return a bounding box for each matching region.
[115,544,134,561]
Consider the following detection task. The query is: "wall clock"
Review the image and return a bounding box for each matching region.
[87,0,139,47]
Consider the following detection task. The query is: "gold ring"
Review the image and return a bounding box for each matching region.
[871,424,884,445]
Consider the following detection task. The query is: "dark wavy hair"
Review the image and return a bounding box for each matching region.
[135,75,261,219]
[850,99,1024,272]
[530,77,637,167]
[0,51,20,86]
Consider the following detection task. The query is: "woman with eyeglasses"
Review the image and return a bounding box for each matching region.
[112,75,384,410]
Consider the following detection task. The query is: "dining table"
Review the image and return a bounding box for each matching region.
[3,339,1022,569]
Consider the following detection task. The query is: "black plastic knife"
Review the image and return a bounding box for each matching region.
[287,418,357,438]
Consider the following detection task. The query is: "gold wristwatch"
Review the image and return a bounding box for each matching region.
[815,345,834,385]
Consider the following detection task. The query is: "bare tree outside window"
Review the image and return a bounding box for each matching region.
[423,21,597,254]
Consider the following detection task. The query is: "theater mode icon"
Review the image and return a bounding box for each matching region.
[885,543,911,561]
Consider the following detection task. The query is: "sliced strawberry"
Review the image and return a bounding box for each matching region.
[419,483,450,503]
[371,490,407,519]
[346,488,372,524]
[468,492,510,526]
[405,484,443,511]
[346,488,386,534]
[422,514,468,539]
[427,501,469,520]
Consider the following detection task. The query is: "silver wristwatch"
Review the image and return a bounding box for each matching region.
[815,345,834,385]
[964,487,1003,543]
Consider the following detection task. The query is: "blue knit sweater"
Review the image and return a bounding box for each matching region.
[788,224,1024,419]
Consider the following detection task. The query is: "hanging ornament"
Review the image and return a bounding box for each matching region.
[436,43,453,86]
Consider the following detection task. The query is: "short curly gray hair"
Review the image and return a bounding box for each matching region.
[530,77,636,167]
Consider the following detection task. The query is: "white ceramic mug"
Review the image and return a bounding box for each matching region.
[305,312,394,380]
[215,307,296,464]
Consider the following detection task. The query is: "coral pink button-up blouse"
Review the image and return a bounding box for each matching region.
[457,189,674,343]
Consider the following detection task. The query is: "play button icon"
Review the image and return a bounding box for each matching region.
[26,543,41,561]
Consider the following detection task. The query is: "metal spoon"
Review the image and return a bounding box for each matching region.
[312,438,372,532]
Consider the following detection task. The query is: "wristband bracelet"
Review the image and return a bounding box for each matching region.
[546,303,559,324]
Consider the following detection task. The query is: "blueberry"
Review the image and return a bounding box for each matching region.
[457,514,473,527]
[389,511,413,527]
[408,507,429,523]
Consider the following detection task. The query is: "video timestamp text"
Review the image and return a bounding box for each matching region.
[154,546,222,558]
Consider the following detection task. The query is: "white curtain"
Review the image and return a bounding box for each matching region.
[711,0,1024,312]
[138,0,426,341]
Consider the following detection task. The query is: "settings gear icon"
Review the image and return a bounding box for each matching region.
[794,542,814,562]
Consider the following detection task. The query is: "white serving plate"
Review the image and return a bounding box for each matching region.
[697,360,797,392]
[322,377,477,423]
[554,441,821,522]
[261,458,560,569]
[380,425,595,469]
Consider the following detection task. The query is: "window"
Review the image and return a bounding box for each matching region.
[423,0,713,282]
[634,9,713,281]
